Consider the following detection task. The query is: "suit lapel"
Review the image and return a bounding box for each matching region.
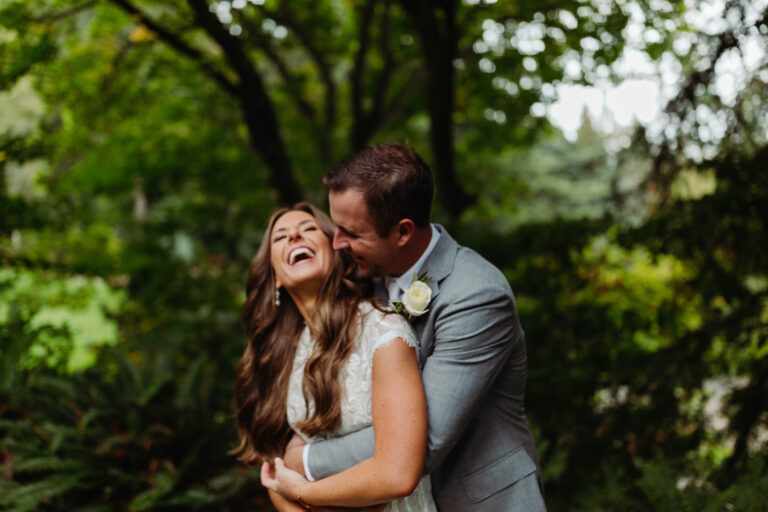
[419,225,459,297]
[410,225,459,362]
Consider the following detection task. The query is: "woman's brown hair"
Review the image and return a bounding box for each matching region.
[232,202,372,466]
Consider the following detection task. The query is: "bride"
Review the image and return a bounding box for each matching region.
[232,203,436,511]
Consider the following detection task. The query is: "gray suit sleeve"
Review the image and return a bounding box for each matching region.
[307,281,520,479]
[420,287,519,473]
[306,426,375,480]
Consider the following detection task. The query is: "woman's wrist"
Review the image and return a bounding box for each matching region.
[296,482,311,510]
[268,489,305,512]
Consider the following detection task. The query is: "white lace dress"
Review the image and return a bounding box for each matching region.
[286,301,437,512]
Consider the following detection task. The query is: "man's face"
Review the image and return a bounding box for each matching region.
[328,188,399,277]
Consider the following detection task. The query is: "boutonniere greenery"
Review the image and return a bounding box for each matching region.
[391,272,433,318]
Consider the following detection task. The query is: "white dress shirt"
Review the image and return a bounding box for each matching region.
[384,224,440,301]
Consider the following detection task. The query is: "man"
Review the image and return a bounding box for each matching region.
[286,142,546,511]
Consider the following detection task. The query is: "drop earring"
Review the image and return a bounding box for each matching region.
[275,287,281,307]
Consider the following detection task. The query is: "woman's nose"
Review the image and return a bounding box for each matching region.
[288,229,302,242]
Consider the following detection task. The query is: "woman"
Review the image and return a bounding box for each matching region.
[233,203,436,511]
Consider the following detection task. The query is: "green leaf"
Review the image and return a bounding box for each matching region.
[12,457,82,474]
[129,471,177,511]
[0,474,84,507]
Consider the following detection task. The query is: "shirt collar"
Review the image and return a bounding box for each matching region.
[388,224,440,297]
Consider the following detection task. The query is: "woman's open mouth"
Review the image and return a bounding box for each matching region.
[288,246,316,265]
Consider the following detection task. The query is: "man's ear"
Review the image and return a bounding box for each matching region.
[393,219,415,247]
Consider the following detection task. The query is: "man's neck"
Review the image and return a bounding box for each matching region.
[390,225,433,277]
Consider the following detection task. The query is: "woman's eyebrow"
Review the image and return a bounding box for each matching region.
[273,219,314,233]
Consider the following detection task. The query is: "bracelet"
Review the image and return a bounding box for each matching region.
[296,484,311,510]
[296,495,311,510]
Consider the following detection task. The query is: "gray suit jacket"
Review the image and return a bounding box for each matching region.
[307,226,546,511]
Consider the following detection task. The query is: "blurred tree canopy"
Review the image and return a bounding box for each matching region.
[1,0,767,510]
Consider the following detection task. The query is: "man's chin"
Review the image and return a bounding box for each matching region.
[353,263,381,278]
[353,266,374,278]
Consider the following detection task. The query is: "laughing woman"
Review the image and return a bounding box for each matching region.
[232,203,436,512]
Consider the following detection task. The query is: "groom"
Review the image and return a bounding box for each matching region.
[286,142,546,511]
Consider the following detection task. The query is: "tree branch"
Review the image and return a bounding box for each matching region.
[717,362,768,485]
[35,0,97,22]
[236,15,317,122]
[185,0,303,205]
[263,8,338,133]
[110,0,303,204]
[379,66,428,129]
[108,0,238,96]
[353,0,398,150]
[650,4,766,200]
[97,36,136,108]
[251,6,336,165]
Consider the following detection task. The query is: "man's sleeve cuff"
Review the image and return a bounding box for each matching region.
[302,444,316,481]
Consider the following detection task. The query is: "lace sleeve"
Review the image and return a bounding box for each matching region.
[368,308,419,355]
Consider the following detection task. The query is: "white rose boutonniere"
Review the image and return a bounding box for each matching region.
[391,272,433,318]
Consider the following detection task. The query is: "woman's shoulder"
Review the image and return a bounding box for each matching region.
[357,299,402,327]
[358,300,418,352]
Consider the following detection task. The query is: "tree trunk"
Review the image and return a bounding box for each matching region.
[186,0,303,206]
[401,0,474,219]
[111,0,304,206]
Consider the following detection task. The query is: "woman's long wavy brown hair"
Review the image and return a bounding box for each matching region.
[232,202,373,466]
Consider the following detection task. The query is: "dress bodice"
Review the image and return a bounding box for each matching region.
[287,301,418,438]
[286,301,436,512]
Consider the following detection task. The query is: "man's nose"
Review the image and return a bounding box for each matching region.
[332,230,348,250]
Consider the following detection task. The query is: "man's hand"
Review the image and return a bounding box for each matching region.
[283,432,307,474]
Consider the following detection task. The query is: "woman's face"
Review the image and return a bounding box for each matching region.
[269,210,334,295]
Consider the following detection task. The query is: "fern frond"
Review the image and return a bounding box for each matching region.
[163,486,220,507]
[27,375,78,401]
[129,471,177,511]
[0,473,85,507]
[0,418,29,432]
[5,502,38,512]
[12,457,83,474]
[0,478,22,496]
[73,504,115,512]
[176,355,205,408]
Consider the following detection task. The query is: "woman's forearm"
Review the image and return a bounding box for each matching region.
[269,489,308,512]
[299,453,421,507]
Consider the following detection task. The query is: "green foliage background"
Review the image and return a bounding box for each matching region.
[2,0,767,510]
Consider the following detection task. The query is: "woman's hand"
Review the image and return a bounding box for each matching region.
[264,458,387,511]
[261,457,309,500]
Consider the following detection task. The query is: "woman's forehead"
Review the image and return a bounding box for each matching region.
[273,210,316,231]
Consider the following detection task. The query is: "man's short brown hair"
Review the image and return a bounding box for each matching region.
[323,142,434,237]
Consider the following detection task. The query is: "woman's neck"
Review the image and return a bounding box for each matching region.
[286,287,320,336]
